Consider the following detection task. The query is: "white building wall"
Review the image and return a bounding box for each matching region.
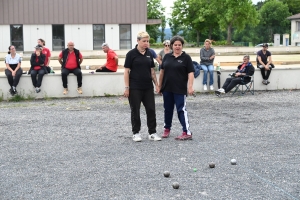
[105,24,120,50]
[131,24,146,48]
[23,25,52,52]
[65,24,93,50]
[0,25,11,52]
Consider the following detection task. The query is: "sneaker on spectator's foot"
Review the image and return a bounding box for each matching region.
[210,85,214,90]
[35,87,41,93]
[12,86,17,94]
[215,91,221,97]
[162,128,171,138]
[63,88,68,95]
[148,133,162,141]
[262,80,267,85]
[203,85,207,91]
[133,133,142,142]
[77,87,83,94]
[9,88,15,96]
[175,132,192,140]
[218,88,225,93]
[266,80,270,85]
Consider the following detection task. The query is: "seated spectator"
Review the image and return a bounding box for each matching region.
[96,43,118,72]
[5,45,23,96]
[216,55,254,94]
[30,45,47,93]
[158,40,172,70]
[200,39,215,91]
[257,43,274,85]
[58,41,83,95]
[37,38,52,73]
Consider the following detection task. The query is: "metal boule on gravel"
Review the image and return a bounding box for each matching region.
[163,171,170,177]
[209,162,215,168]
[172,182,179,189]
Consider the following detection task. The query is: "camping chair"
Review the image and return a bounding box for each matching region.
[231,75,254,95]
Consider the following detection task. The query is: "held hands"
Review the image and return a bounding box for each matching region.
[209,55,215,60]
[12,71,16,77]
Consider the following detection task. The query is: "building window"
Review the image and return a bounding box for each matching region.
[10,25,23,51]
[120,25,131,49]
[297,21,300,32]
[52,25,65,51]
[93,25,105,50]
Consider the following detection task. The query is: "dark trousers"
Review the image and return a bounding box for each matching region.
[260,68,272,80]
[163,91,191,134]
[128,88,156,134]
[61,68,82,88]
[95,67,115,72]
[5,68,23,87]
[222,77,243,93]
[31,69,45,87]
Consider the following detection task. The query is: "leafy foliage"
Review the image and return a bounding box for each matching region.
[147,0,166,42]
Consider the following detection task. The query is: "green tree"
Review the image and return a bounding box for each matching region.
[259,0,291,42]
[171,0,218,46]
[279,0,300,15]
[147,0,165,42]
[211,0,259,45]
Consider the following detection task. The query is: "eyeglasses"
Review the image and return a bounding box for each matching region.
[165,45,170,47]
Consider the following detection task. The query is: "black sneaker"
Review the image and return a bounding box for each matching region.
[215,91,221,97]
[266,80,270,85]
[9,88,15,96]
[12,87,17,94]
[36,87,41,93]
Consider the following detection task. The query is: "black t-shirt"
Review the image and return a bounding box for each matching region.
[257,50,271,65]
[124,46,155,90]
[160,51,194,95]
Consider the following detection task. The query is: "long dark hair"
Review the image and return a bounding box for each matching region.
[38,38,45,46]
[8,45,15,54]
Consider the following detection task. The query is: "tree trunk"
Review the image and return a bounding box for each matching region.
[227,24,232,45]
[209,26,212,39]
[196,30,200,47]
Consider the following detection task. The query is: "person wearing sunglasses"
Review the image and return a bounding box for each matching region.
[157,40,172,70]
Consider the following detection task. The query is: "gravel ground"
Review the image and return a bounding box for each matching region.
[0,90,299,200]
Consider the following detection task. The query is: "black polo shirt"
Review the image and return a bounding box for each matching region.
[124,46,155,90]
[257,50,271,65]
[160,51,194,95]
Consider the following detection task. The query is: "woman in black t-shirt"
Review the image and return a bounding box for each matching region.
[123,31,161,142]
[159,36,195,140]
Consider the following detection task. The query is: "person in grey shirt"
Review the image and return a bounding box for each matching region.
[200,39,215,91]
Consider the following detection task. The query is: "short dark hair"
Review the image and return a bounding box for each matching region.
[170,36,184,46]
[244,55,250,60]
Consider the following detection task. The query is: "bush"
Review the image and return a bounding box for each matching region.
[149,38,155,44]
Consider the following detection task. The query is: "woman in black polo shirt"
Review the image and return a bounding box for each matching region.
[159,36,195,140]
[123,31,161,142]
[5,45,23,96]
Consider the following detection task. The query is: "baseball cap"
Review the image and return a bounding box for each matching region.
[34,44,43,49]
[262,43,268,47]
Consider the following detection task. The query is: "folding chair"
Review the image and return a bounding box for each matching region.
[231,75,254,95]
